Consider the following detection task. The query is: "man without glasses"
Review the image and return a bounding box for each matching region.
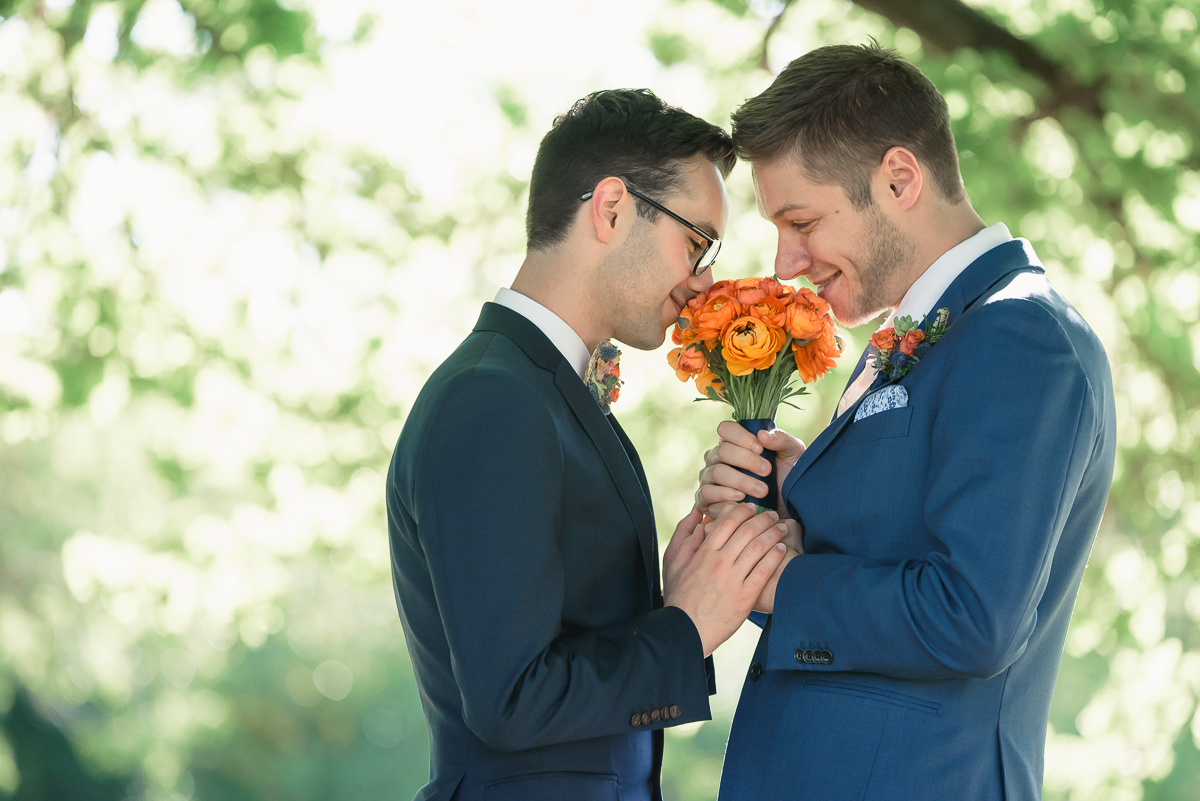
[699,43,1116,800]
[387,89,788,801]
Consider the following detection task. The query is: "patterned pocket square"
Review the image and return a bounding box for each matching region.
[854,384,909,422]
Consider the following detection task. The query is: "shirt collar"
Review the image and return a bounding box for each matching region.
[493,288,592,381]
[881,222,1013,330]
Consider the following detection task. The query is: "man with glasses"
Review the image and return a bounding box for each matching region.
[387,88,789,801]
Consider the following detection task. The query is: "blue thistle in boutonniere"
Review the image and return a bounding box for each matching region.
[870,307,949,381]
[584,339,623,415]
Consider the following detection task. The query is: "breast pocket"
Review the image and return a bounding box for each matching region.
[841,405,912,445]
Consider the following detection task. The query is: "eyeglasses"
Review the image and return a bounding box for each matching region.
[579,186,721,276]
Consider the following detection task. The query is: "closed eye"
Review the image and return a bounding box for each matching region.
[791,220,816,233]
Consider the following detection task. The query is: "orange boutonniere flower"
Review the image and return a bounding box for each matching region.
[873,308,949,380]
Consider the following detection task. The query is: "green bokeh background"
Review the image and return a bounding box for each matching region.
[1,0,1198,799]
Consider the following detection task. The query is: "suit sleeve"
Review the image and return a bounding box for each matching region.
[766,298,1101,679]
[407,370,711,751]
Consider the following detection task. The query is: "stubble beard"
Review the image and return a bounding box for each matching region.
[842,203,916,327]
[602,219,666,351]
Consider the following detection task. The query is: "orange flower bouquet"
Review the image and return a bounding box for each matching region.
[667,276,844,508]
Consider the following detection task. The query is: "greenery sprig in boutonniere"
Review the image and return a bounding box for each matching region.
[585,339,623,415]
[870,308,949,381]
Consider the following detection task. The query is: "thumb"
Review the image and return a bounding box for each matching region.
[761,428,806,460]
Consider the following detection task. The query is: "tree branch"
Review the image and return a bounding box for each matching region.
[760,0,798,72]
[850,0,1105,118]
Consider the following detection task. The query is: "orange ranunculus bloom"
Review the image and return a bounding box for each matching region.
[696,368,726,400]
[667,345,707,381]
[758,276,794,299]
[693,295,743,348]
[899,329,925,356]
[706,279,737,300]
[747,295,788,329]
[786,288,832,343]
[793,327,843,383]
[732,277,767,305]
[609,385,620,402]
[871,328,898,351]
[672,305,699,346]
[722,316,785,376]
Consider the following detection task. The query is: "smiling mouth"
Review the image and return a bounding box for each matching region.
[812,272,840,293]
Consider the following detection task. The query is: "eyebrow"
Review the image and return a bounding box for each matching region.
[768,203,811,221]
[695,220,719,239]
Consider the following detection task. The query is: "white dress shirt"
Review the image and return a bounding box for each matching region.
[493,288,592,381]
[880,222,1013,331]
[836,222,1013,418]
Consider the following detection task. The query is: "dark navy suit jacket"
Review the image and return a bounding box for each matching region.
[719,240,1116,801]
[387,303,714,801]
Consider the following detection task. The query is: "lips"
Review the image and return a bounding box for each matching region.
[813,272,840,298]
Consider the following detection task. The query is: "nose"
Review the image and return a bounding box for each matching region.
[774,236,812,280]
[688,267,715,292]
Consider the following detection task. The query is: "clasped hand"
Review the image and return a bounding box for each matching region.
[662,504,799,657]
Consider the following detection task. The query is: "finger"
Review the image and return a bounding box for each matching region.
[729,520,788,571]
[717,420,763,452]
[758,428,806,462]
[701,462,769,497]
[701,503,756,551]
[726,510,783,551]
[743,542,789,592]
[664,512,700,570]
[696,482,750,511]
[715,441,773,476]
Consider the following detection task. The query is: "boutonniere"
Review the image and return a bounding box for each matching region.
[869,308,949,381]
[585,339,623,414]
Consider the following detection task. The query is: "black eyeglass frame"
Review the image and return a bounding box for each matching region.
[579,186,721,276]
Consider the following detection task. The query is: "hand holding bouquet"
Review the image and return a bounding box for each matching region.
[667,277,843,509]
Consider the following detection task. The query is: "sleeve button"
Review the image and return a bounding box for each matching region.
[669,705,681,719]
[650,709,661,723]
[640,712,652,726]
[793,649,804,664]
[630,714,641,727]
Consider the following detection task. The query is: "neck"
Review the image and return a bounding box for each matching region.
[892,202,987,307]
[510,251,607,353]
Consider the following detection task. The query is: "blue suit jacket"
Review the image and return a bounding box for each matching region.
[387,303,714,801]
[719,240,1116,801]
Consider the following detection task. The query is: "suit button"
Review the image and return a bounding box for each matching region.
[630,714,641,727]
[640,712,652,726]
[661,705,671,720]
[793,649,804,664]
[748,662,762,681]
[650,709,661,723]
[805,649,817,663]
[823,650,834,665]
[669,705,681,719]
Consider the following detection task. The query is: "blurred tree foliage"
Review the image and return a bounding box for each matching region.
[0,0,1197,800]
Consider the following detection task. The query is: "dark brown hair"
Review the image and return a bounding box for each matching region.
[731,42,965,207]
[526,89,736,252]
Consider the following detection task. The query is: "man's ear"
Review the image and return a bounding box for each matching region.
[585,176,631,244]
[879,147,922,212]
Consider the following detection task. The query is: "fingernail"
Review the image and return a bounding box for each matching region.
[758,483,769,495]
[775,543,786,551]
[776,524,788,532]
[767,510,779,521]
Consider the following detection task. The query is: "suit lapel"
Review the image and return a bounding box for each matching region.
[782,239,1045,497]
[474,303,659,599]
